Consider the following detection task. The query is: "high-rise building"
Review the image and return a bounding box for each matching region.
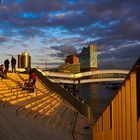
[79,44,97,71]
[18,50,31,68]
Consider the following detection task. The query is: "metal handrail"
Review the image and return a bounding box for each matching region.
[72,112,78,140]
[33,68,90,119]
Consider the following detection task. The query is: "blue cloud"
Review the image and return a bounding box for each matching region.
[18,12,45,19]
[16,0,24,4]
[0,0,139,69]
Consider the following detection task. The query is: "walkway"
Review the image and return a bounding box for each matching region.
[0,73,91,140]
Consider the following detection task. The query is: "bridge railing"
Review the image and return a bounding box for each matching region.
[33,68,91,121]
[47,72,128,84]
[92,57,140,140]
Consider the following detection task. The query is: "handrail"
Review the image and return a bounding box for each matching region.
[16,73,26,82]
[72,112,78,140]
[33,68,91,119]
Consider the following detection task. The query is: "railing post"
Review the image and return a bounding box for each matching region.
[111,98,115,140]
[102,105,111,140]
[125,79,131,140]
[115,94,119,140]
[121,84,126,140]
[118,90,122,140]
[130,71,137,140]
[98,115,103,140]
[136,63,140,140]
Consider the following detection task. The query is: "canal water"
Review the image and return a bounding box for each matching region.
[79,83,118,121]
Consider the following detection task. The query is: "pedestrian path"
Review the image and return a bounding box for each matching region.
[0,73,91,140]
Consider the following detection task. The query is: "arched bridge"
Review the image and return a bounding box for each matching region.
[40,69,129,84]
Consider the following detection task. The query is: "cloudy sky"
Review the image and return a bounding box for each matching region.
[0,0,140,69]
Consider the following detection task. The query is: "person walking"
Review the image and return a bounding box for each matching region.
[11,57,16,72]
[4,59,10,72]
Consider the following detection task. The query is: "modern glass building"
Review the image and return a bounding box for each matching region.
[79,44,97,71]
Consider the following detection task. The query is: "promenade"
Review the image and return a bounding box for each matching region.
[0,73,91,140]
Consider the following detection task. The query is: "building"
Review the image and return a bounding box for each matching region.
[58,63,80,74]
[79,44,97,71]
[18,50,31,68]
[58,54,80,74]
[65,54,79,64]
[18,54,22,68]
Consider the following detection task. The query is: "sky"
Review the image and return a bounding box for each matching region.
[0,0,140,70]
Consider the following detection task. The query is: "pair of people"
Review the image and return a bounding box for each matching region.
[4,57,16,72]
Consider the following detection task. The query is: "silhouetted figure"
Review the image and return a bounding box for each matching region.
[31,70,37,86]
[0,64,6,78]
[29,69,33,81]
[4,59,10,72]
[11,57,16,72]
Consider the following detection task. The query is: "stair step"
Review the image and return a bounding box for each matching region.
[9,91,44,105]
[21,97,51,112]
[24,93,56,110]
[54,107,70,129]
[43,102,63,122]
[33,100,59,119]
[61,110,77,133]
[3,92,28,102]
[34,100,62,120]
[0,89,27,99]
[60,109,73,131]
[48,105,67,126]
[25,99,54,118]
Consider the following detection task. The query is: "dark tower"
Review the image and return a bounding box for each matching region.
[18,55,22,68]
[22,50,31,68]
[18,50,31,68]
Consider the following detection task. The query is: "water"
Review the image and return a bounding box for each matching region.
[79,83,118,121]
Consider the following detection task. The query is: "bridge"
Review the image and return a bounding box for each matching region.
[40,69,129,84]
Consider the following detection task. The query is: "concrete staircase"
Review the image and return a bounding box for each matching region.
[0,73,91,140]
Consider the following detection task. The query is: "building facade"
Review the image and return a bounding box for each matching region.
[79,44,97,71]
[18,50,31,68]
[18,55,22,68]
[58,54,80,74]
[65,54,79,64]
[58,63,80,74]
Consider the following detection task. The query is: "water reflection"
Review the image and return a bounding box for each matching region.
[79,83,118,121]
